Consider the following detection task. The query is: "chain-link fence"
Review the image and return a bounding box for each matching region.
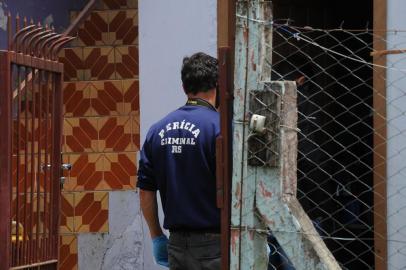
[267,24,406,270]
[230,5,406,269]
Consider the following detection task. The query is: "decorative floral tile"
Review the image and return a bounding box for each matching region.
[74,192,109,233]
[70,11,110,47]
[59,48,85,82]
[63,82,92,117]
[59,235,78,270]
[109,10,138,46]
[97,0,138,10]
[62,152,137,191]
[64,118,99,153]
[83,47,116,81]
[131,113,140,151]
[98,116,134,152]
[63,153,104,191]
[115,46,139,79]
[122,79,139,114]
[89,81,124,116]
[64,80,140,119]
[60,193,75,234]
[103,152,137,189]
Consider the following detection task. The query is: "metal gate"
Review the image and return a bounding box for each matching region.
[0,13,74,270]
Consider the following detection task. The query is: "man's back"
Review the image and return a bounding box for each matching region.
[137,52,221,269]
[138,103,220,230]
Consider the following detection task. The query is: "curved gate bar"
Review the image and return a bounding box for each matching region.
[32,33,59,58]
[47,36,74,60]
[2,12,83,270]
[51,37,76,60]
[12,24,36,52]
[39,34,64,58]
[26,30,53,57]
[21,27,44,55]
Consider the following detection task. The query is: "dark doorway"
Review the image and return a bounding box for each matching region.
[271,0,375,269]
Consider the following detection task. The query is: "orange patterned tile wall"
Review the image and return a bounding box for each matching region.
[59,0,139,269]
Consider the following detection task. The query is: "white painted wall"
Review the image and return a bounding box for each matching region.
[386,1,406,269]
[138,1,217,269]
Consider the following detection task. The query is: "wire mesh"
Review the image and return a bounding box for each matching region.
[267,24,405,270]
[231,9,406,269]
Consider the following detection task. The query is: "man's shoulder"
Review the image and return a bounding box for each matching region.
[147,106,219,136]
[146,108,184,134]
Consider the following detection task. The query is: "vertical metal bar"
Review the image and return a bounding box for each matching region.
[47,72,54,262]
[42,71,49,262]
[16,14,20,33]
[217,47,233,270]
[217,1,236,268]
[46,71,51,261]
[8,15,15,265]
[47,72,54,261]
[15,64,22,266]
[12,14,20,53]
[8,12,12,51]
[0,51,12,270]
[51,72,62,261]
[44,71,51,262]
[23,65,30,266]
[29,67,37,264]
[36,69,43,263]
[373,0,388,269]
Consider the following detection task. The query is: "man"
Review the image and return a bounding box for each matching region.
[137,52,221,270]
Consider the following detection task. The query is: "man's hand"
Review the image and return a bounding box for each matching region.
[152,234,169,267]
[139,189,168,267]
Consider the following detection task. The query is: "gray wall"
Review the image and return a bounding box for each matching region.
[387,1,406,269]
[138,0,217,269]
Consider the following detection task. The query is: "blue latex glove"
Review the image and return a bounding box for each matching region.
[152,235,169,267]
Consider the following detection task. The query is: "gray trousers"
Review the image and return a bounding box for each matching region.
[168,231,221,270]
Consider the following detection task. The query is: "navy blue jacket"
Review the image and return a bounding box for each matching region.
[137,100,220,230]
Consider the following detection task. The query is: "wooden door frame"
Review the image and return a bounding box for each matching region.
[217,0,389,269]
[373,0,388,269]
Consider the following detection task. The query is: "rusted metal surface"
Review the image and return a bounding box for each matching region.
[230,1,342,269]
[372,1,388,269]
[217,46,234,270]
[0,13,72,270]
[50,72,63,262]
[0,51,13,270]
[217,0,236,269]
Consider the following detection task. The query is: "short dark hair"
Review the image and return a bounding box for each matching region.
[181,52,218,95]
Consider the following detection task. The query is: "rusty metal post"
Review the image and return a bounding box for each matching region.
[0,51,12,270]
[217,0,236,269]
[23,65,30,266]
[8,12,12,50]
[50,72,63,263]
[217,47,234,270]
